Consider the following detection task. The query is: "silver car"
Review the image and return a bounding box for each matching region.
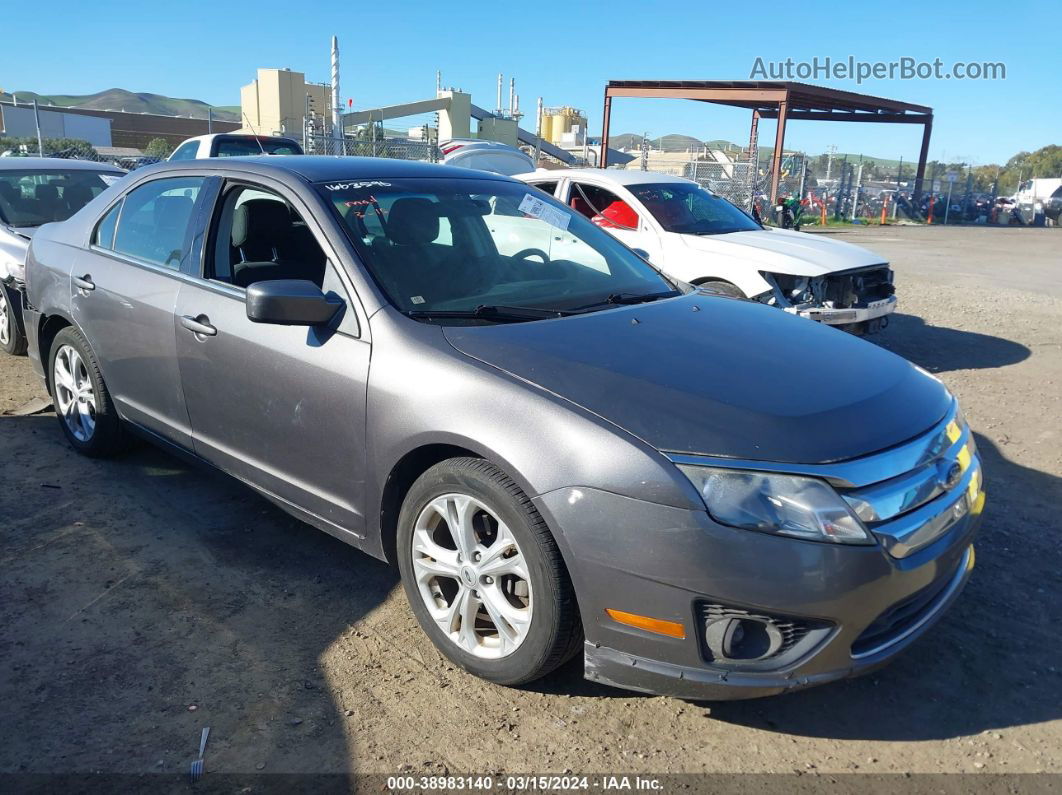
[24,157,985,699]
[0,158,125,355]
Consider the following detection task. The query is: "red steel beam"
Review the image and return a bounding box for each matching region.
[599,92,612,169]
[768,98,789,205]
[913,117,933,202]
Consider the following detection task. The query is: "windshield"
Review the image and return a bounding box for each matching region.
[0,168,120,228]
[630,182,761,235]
[215,137,303,157]
[320,178,679,320]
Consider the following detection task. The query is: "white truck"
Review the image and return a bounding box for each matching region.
[1013,178,1062,226]
[515,169,896,334]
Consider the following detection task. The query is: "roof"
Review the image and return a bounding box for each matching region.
[519,168,695,186]
[149,155,514,183]
[0,157,124,172]
[605,80,932,118]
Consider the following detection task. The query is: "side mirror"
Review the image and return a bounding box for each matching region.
[246,279,341,326]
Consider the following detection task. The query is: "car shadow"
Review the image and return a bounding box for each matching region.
[874,313,1030,373]
[702,433,1062,740]
[0,414,398,784]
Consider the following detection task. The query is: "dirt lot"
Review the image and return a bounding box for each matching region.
[1,225,1060,789]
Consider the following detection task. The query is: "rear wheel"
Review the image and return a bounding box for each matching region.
[49,327,127,457]
[0,285,27,356]
[397,457,582,685]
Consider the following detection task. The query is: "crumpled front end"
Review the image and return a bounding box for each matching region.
[758,264,897,333]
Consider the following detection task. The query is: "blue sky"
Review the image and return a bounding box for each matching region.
[3,0,1058,165]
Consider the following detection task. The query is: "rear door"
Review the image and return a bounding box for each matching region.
[73,175,210,448]
[173,176,369,536]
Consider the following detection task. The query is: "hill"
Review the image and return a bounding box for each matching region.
[8,88,240,122]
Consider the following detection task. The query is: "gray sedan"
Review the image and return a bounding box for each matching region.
[24,157,984,699]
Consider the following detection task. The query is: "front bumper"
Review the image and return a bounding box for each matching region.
[582,545,974,700]
[533,425,983,700]
[789,294,897,326]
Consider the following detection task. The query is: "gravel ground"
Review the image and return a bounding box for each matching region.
[0,225,1060,789]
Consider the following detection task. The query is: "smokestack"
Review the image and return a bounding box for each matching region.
[509,77,515,118]
[497,73,503,116]
[331,36,342,144]
[536,97,543,136]
[436,70,442,96]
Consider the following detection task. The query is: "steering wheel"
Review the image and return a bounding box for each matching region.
[511,247,550,263]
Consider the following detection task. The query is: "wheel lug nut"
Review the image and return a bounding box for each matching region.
[473,552,481,562]
[483,576,493,585]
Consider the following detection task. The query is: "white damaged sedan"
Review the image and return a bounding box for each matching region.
[516,169,896,334]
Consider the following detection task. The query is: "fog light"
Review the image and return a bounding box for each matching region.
[704,616,784,661]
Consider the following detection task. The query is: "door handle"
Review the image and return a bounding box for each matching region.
[180,315,217,337]
[73,274,95,291]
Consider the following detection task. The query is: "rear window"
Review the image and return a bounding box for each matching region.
[0,169,121,228]
[213,137,303,157]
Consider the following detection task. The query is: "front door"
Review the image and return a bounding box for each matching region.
[174,180,369,536]
[566,181,661,263]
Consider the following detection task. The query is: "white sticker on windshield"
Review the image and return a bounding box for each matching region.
[322,180,391,191]
[99,174,122,186]
[410,295,426,304]
[518,193,570,231]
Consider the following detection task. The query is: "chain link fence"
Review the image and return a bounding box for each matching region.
[302,133,440,162]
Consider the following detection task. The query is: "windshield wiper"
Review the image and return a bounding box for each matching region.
[571,290,681,312]
[405,304,572,322]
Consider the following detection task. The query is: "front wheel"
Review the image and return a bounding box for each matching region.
[0,285,27,356]
[397,458,582,685]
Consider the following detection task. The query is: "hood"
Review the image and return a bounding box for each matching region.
[443,294,950,464]
[678,228,885,276]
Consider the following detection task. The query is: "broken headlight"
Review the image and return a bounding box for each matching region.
[678,466,873,545]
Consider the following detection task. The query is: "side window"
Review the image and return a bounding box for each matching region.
[210,184,328,289]
[570,183,639,231]
[112,177,205,269]
[169,141,200,161]
[93,201,122,249]
[530,181,558,197]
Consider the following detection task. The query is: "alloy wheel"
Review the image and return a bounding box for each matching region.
[411,493,532,659]
[0,289,9,347]
[53,344,97,442]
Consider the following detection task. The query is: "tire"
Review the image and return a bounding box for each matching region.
[698,281,746,299]
[48,327,128,457]
[397,457,582,686]
[0,285,27,356]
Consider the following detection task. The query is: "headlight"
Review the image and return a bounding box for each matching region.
[0,254,25,283]
[678,466,872,545]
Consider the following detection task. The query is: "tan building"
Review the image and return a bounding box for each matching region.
[240,68,331,138]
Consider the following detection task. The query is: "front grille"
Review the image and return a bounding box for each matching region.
[851,559,959,657]
[823,266,895,308]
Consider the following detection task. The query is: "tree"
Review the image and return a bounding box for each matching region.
[143,137,172,159]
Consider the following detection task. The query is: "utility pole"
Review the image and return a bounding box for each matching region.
[32,98,44,156]
[825,144,837,181]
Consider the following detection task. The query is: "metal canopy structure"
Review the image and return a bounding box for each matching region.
[600,80,933,203]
